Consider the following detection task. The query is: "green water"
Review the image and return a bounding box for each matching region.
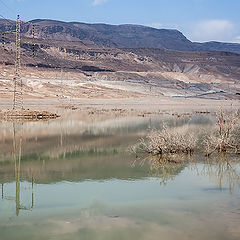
[0,113,239,240]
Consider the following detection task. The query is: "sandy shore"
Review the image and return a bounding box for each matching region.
[0,96,239,115]
[0,75,239,116]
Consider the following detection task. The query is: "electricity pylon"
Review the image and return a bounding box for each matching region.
[0,15,36,110]
[13,14,23,110]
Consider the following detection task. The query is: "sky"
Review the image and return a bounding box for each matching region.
[0,0,240,43]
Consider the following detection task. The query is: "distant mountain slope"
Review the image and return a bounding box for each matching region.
[1,35,239,82]
[198,42,240,54]
[0,19,240,53]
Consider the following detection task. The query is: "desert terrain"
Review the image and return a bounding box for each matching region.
[0,19,239,114]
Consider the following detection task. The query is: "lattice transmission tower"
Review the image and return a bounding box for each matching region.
[1,14,36,110]
[13,14,23,110]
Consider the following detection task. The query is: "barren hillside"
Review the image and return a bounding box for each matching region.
[1,19,240,53]
[0,20,240,103]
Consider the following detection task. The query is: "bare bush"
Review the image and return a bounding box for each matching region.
[203,108,240,156]
[131,109,240,160]
[131,125,197,156]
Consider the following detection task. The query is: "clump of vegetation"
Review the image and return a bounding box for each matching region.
[131,108,240,160]
[203,108,240,156]
[131,125,197,156]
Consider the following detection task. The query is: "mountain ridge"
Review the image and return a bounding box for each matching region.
[1,18,240,53]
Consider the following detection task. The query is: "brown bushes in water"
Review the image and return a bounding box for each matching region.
[131,109,240,158]
[204,108,240,156]
[131,125,197,155]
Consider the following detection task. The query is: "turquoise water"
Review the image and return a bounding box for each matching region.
[0,114,239,240]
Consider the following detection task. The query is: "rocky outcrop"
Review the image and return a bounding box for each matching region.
[1,19,240,53]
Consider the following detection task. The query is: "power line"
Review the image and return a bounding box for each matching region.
[0,13,14,25]
[0,30,16,35]
[0,0,16,15]
[0,0,15,14]
[0,14,15,37]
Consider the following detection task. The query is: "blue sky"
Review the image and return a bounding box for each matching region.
[1,0,240,43]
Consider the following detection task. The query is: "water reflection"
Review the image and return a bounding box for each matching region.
[202,155,240,193]
[136,153,240,192]
[0,114,239,240]
[1,123,34,216]
[0,114,215,161]
[0,116,239,189]
[132,155,187,185]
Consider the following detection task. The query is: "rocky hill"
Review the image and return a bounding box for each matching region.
[0,19,240,100]
[0,19,240,53]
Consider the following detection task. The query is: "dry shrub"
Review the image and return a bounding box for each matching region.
[204,108,240,156]
[132,125,197,156]
[131,108,240,160]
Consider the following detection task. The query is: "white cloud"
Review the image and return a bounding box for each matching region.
[234,36,240,43]
[93,0,109,6]
[145,23,180,30]
[146,23,163,29]
[191,19,235,42]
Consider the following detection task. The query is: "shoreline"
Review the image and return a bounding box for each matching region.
[0,96,239,115]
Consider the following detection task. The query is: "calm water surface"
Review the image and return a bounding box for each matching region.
[0,112,239,240]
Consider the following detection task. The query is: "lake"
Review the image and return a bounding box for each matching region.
[0,112,239,240]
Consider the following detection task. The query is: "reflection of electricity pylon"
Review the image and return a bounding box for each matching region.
[0,123,31,216]
[13,122,23,216]
[1,183,3,199]
[1,123,35,216]
[13,14,23,110]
